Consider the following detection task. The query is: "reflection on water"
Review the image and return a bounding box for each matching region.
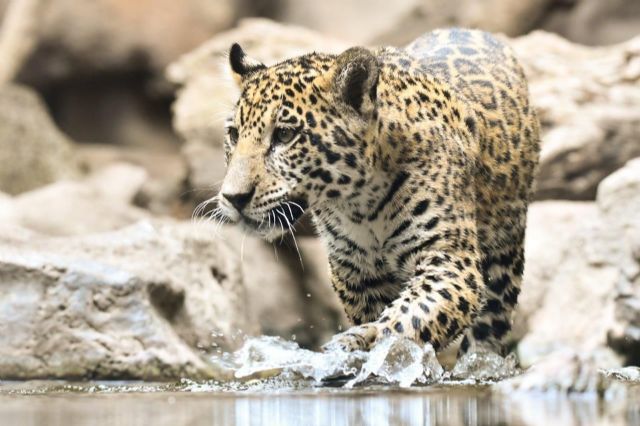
[1,384,639,426]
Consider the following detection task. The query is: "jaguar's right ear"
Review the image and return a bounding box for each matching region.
[229,43,266,86]
[331,47,379,117]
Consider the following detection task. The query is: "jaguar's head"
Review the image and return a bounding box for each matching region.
[216,43,380,241]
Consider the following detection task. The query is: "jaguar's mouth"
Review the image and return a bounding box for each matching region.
[236,198,308,239]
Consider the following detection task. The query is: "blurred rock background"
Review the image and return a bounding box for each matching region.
[0,0,638,380]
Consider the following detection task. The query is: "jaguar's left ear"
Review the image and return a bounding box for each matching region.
[229,43,266,85]
[332,47,379,117]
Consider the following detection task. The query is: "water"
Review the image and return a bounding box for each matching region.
[2,383,639,426]
[1,336,639,426]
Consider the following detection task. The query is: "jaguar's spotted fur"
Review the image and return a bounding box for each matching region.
[216,28,540,357]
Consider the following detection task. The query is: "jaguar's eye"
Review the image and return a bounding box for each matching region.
[272,127,298,145]
[227,126,239,145]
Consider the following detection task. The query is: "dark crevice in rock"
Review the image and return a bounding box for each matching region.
[148,282,185,322]
[210,266,228,284]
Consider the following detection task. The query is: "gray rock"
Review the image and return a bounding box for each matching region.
[0,220,255,380]
[1,159,344,354]
[511,32,640,200]
[542,0,640,46]
[0,84,79,195]
[296,237,350,346]
[504,158,640,391]
[275,0,639,47]
[516,158,640,368]
[4,0,244,83]
[181,141,226,205]
[2,163,148,236]
[276,0,553,46]
[597,159,640,363]
[76,144,189,218]
[517,201,618,365]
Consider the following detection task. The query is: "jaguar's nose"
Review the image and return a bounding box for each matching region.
[222,186,255,212]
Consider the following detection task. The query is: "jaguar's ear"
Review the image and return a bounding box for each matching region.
[229,43,266,85]
[332,47,379,117]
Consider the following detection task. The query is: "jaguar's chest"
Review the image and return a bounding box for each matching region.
[321,209,415,287]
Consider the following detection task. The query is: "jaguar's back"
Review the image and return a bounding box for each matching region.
[407,28,541,354]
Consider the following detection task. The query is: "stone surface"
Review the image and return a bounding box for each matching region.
[517,201,618,364]
[4,0,244,84]
[511,32,640,200]
[597,159,640,364]
[296,237,350,346]
[275,0,639,47]
[181,141,226,206]
[0,159,345,356]
[1,163,148,236]
[542,0,640,46]
[512,201,600,343]
[0,84,79,195]
[505,158,640,391]
[0,220,254,380]
[516,158,640,368]
[276,0,553,46]
[76,144,190,218]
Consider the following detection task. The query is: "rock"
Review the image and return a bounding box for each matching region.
[7,0,244,84]
[2,156,344,352]
[46,78,181,148]
[597,159,640,364]
[275,0,420,45]
[167,18,349,201]
[0,220,255,380]
[4,163,149,236]
[497,347,621,393]
[181,141,226,205]
[511,32,640,200]
[0,193,14,226]
[542,0,640,46]
[76,144,190,218]
[276,0,553,46]
[516,158,640,368]
[451,0,553,39]
[276,0,639,47]
[512,200,599,342]
[0,84,79,195]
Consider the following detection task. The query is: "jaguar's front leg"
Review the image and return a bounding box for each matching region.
[324,250,483,352]
[322,323,381,352]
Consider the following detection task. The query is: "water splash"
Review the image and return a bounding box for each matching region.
[450,349,520,382]
[345,337,443,388]
[602,367,640,383]
[231,336,364,382]
[207,335,445,388]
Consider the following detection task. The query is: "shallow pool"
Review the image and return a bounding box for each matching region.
[1,381,639,426]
